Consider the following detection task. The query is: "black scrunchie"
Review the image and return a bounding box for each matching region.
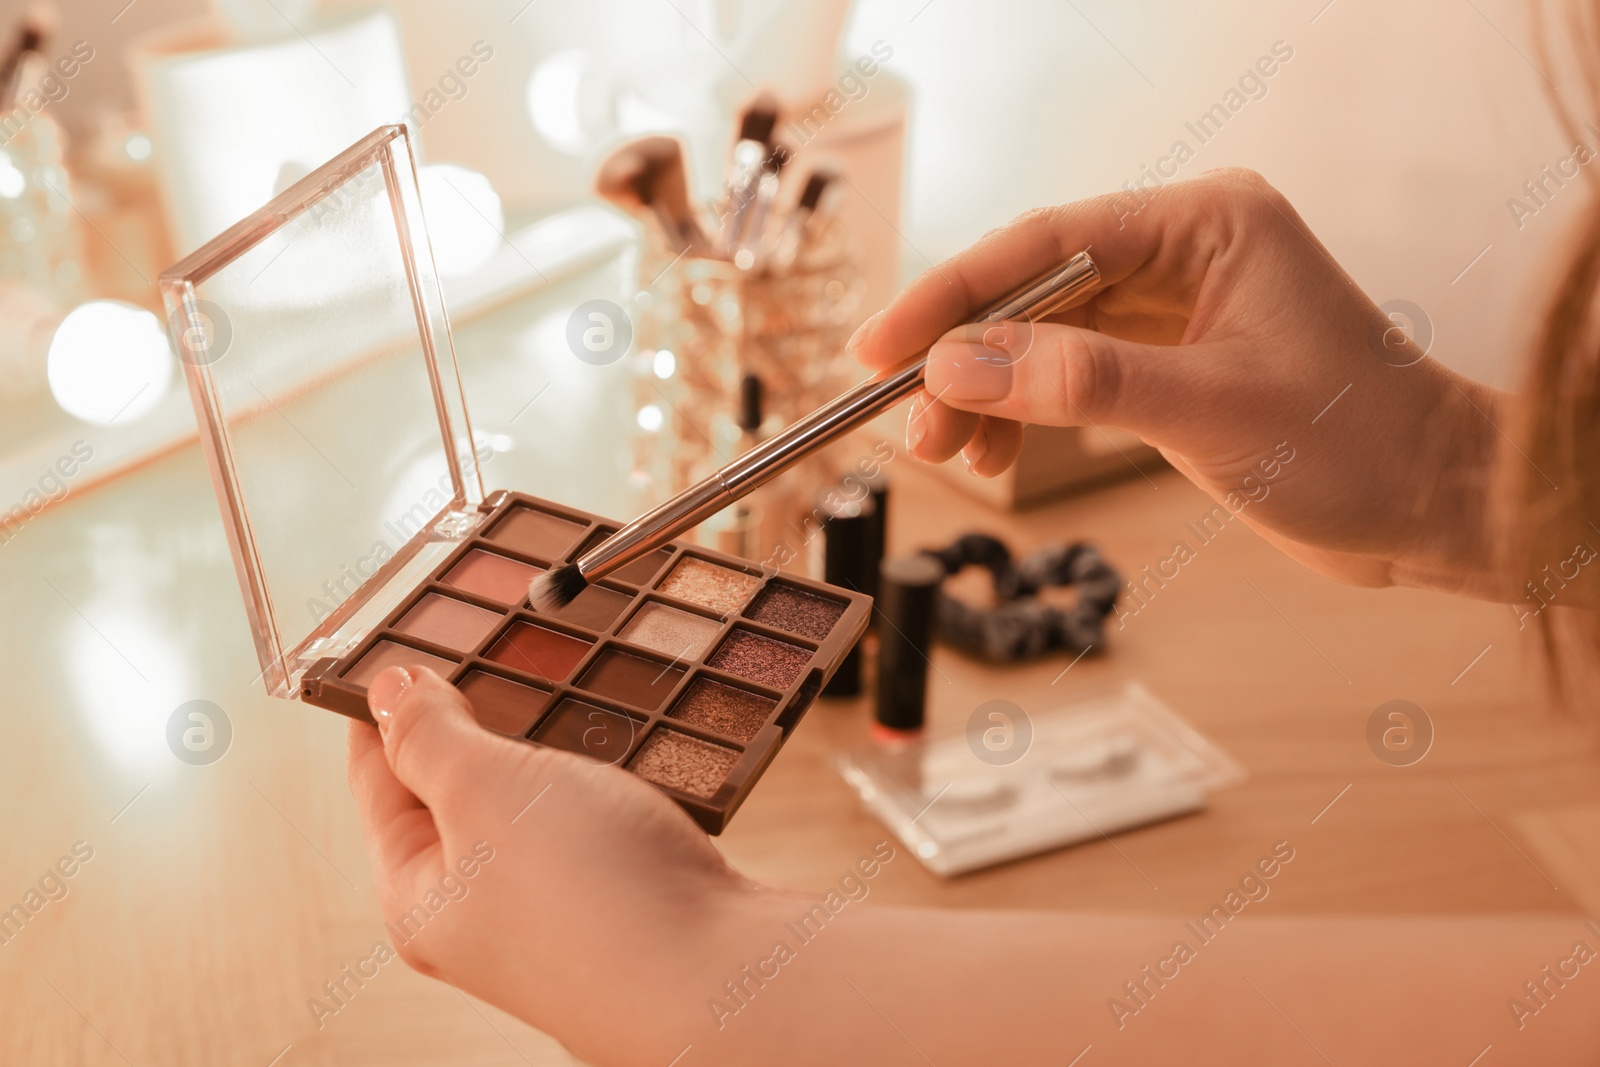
[918,533,1121,663]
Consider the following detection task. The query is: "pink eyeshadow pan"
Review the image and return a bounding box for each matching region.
[343,640,456,688]
[394,593,502,653]
[443,549,540,605]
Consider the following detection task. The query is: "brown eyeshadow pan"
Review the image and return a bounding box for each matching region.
[298,491,871,834]
[442,549,541,605]
[577,649,685,711]
[657,557,762,615]
[745,584,847,642]
[533,698,641,763]
[580,529,672,585]
[629,729,741,798]
[342,640,456,688]
[542,583,631,631]
[707,629,812,690]
[457,670,553,736]
[486,621,593,683]
[668,678,776,742]
[486,505,585,560]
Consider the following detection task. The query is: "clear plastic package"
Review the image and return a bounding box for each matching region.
[835,683,1244,877]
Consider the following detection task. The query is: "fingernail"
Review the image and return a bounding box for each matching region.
[926,323,1018,402]
[906,395,927,453]
[963,423,989,474]
[367,666,412,735]
[847,310,885,357]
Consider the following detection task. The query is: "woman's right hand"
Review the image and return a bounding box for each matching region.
[850,168,1506,597]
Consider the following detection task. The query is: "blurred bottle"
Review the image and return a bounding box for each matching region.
[0,54,85,303]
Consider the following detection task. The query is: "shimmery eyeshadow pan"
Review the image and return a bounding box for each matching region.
[668,678,776,742]
[745,584,848,642]
[707,629,812,690]
[442,549,540,605]
[577,649,685,711]
[487,621,593,682]
[342,640,456,688]
[619,602,721,660]
[486,505,585,560]
[630,729,741,798]
[657,557,762,615]
[394,593,501,653]
[457,670,553,736]
[297,491,871,834]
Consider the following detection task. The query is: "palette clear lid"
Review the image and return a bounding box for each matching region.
[160,126,485,698]
[835,683,1244,877]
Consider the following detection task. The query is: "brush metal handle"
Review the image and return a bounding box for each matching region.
[577,250,1102,582]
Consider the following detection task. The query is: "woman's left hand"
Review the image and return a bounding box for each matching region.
[345,665,762,1065]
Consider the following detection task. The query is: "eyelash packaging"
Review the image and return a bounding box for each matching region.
[159,126,871,833]
[835,684,1243,876]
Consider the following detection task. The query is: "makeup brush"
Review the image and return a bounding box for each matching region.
[770,168,837,271]
[0,23,44,112]
[530,250,1103,611]
[718,94,780,255]
[731,145,789,271]
[594,135,709,255]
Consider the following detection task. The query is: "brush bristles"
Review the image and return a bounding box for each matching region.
[738,97,778,146]
[799,170,834,212]
[529,564,589,613]
[595,136,678,209]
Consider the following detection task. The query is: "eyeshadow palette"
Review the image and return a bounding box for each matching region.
[299,491,870,832]
[160,126,870,835]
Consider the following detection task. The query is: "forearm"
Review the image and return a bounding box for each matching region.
[635,894,1600,1066]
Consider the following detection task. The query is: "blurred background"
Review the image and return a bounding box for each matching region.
[0,0,1579,524]
[5,1,1598,1065]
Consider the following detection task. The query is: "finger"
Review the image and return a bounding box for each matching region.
[965,415,1023,478]
[906,392,980,464]
[368,665,522,817]
[924,320,1211,448]
[347,718,441,903]
[846,190,1170,371]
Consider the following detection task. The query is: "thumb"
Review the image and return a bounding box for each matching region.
[368,665,514,813]
[923,319,1205,445]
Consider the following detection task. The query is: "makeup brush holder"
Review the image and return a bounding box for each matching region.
[629,218,864,565]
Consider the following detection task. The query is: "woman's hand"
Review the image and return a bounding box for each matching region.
[345,665,764,1065]
[851,168,1506,596]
